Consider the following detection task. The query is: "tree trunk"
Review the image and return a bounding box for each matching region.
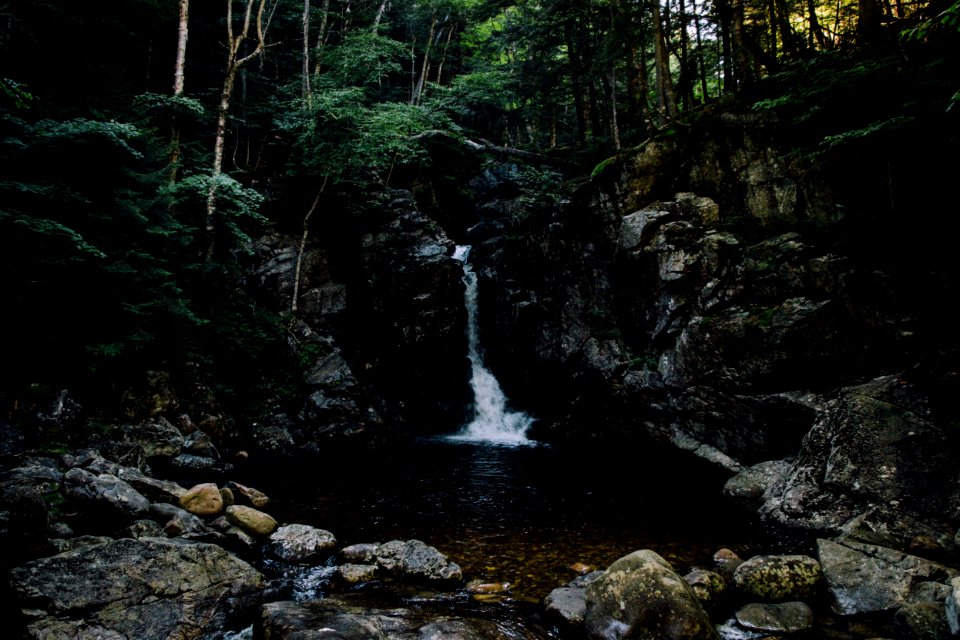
[730,0,758,92]
[564,16,588,146]
[372,0,388,32]
[608,66,621,151]
[411,16,436,105]
[205,0,268,261]
[807,0,829,49]
[769,0,778,58]
[313,0,330,75]
[677,0,694,109]
[610,0,652,135]
[302,0,311,105]
[715,0,735,93]
[434,23,455,84]
[173,0,189,95]
[857,0,884,44]
[692,0,711,101]
[653,0,678,120]
[291,180,327,313]
[169,0,189,184]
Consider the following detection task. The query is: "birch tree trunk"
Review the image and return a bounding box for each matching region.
[302,0,311,105]
[173,0,189,95]
[169,0,189,183]
[411,15,436,105]
[372,0,389,32]
[205,0,268,261]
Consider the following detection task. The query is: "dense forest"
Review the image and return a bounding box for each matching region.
[1,0,957,432]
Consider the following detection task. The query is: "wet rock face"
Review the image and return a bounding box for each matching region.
[352,190,468,427]
[9,537,265,640]
[759,374,960,533]
[244,188,468,452]
[817,538,958,615]
[475,117,955,480]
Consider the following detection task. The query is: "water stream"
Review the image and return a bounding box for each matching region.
[449,245,534,445]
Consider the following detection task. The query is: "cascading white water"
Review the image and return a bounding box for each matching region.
[451,245,534,445]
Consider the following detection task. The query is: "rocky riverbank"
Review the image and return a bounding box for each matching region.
[5,409,960,639]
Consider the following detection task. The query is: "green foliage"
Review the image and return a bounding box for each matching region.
[590,155,617,181]
[819,116,914,151]
[283,86,459,187]
[749,50,957,165]
[514,163,564,210]
[1,77,32,109]
[133,93,206,119]
[901,0,960,41]
[320,31,408,90]
[164,173,267,246]
[0,210,106,258]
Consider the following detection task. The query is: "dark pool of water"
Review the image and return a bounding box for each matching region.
[260,435,797,603]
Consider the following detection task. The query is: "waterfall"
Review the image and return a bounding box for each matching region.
[450,245,534,445]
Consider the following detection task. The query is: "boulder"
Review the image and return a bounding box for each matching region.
[150,502,207,537]
[336,563,379,586]
[761,375,960,532]
[584,549,717,640]
[63,467,151,520]
[10,537,264,640]
[894,602,951,640]
[684,569,727,607]
[817,538,957,615]
[266,523,337,563]
[732,554,822,602]
[225,504,278,537]
[258,596,523,640]
[112,466,186,504]
[945,576,960,635]
[118,416,184,459]
[225,481,271,508]
[179,482,224,516]
[0,462,61,562]
[734,601,815,634]
[544,586,587,630]
[341,542,381,563]
[374,539,463,585]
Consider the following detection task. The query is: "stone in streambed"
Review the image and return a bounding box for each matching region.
[584,549,717,640]
[179,482,224,516]
[374,539,462,585]
[63,467,151,520]
[267,523,337,563]
[225,504,278,537]
[733,554,822,601]
[336,563,379,586]
[735,601,814,634]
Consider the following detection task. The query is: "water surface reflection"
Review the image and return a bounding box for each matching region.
[266,436,777,602]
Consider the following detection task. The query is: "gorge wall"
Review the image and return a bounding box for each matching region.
[460,112,960,541]
[242,106,960,546]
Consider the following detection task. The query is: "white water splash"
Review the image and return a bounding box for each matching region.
[450,245,534,445]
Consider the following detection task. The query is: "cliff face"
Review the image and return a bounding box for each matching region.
[470,113,959,479]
